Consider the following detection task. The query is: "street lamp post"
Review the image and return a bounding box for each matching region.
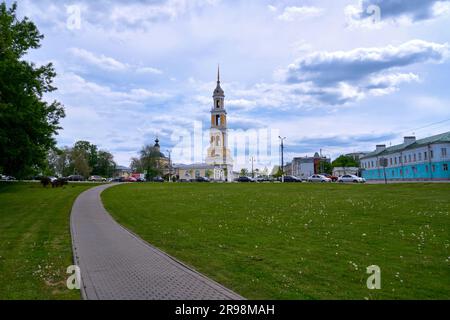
[279,136,286,183]
[250,156,255,178]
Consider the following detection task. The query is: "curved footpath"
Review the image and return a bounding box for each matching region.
[70,184,243,300]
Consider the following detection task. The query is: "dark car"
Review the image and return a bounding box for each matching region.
[153,176,165,183]
[67,175,85,181]
[236,176,255,183]
[195,176,210,182]
[111,177,126,182]
[283,175,303,183]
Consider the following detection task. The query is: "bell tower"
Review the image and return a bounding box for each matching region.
[206,66,233,172]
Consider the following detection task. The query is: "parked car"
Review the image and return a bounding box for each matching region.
[319,173,338,182]
[236,176,255,183]
[110,177,126,182]
[153,176,165,183]
[1,175,15,181]
[256,176,272,182]
[136,177,146,182]
[307,174,332,183]
[283,175,303,183]
[88,175,106,182]
[195,176,210,182]
[338,175,366,183]
[126,177,137,182]
[67,175,85,181]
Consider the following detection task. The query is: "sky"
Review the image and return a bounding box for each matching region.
[9,0,450,169]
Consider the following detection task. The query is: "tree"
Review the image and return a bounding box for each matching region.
[0,3,65,178]
[95,150,116,177]
[140,145,162,180]
[70,147,91,178]
[332,155,359,168]
[321,161,333,175]
[73,141,98,170]
[45,142,116,178]
[46,147,69,177]
[240,168,249,177]
[130,157,143,172]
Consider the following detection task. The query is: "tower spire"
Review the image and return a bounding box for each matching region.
[217,64,220,83]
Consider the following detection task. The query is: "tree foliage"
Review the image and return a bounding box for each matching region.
[0,2,65,177]
[332,155,359,168]
[46,141,116,178]
[140,145,163,180]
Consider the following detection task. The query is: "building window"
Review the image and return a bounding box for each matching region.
[408,155,411,162]
[371,161,374,168]
[431,150,434,159]
[404,156,407,163]
[390,158,393,166]
[424,152,427,160]
[432,165,436,172]
[413,154,416,162]
[442,148,447,157]
[394,157,397,165]
[444,164,448,171]
[418,153,422,161]
[425,165,429,173]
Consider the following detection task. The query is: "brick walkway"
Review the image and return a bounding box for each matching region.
[70,184,243,300]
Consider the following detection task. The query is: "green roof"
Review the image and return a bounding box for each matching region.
[361,131,450,159]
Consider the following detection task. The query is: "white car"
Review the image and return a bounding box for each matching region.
[307,174,332,183]
[338,175,366,183]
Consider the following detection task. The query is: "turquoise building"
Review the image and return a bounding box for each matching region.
[360,132,450,181]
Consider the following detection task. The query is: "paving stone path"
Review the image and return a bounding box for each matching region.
[70,184,243,300]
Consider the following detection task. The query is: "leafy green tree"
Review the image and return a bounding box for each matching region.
[320,161,333,174]
[70,147,91,178]
[140,144,162,180]
[332,155,359,168]
[0,2,65,178]
[95,150,116,177]
[73,141,98,170]
[240,168,249,177]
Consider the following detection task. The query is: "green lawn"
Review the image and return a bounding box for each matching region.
[0,182,98,300]
[102,183,450,300]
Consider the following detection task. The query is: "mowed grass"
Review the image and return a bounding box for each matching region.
[0,182,97,300]
[102,183,450,300]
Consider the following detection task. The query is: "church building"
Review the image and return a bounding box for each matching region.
[175,67,234,181]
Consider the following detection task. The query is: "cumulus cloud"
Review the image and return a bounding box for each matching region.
[57,72,171,102]
[278,40,448,104]
[346,0,450,26]
[69,48,163,75]
[285,40,448,85]
[69,48,128,71]
[277,6,324,21]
